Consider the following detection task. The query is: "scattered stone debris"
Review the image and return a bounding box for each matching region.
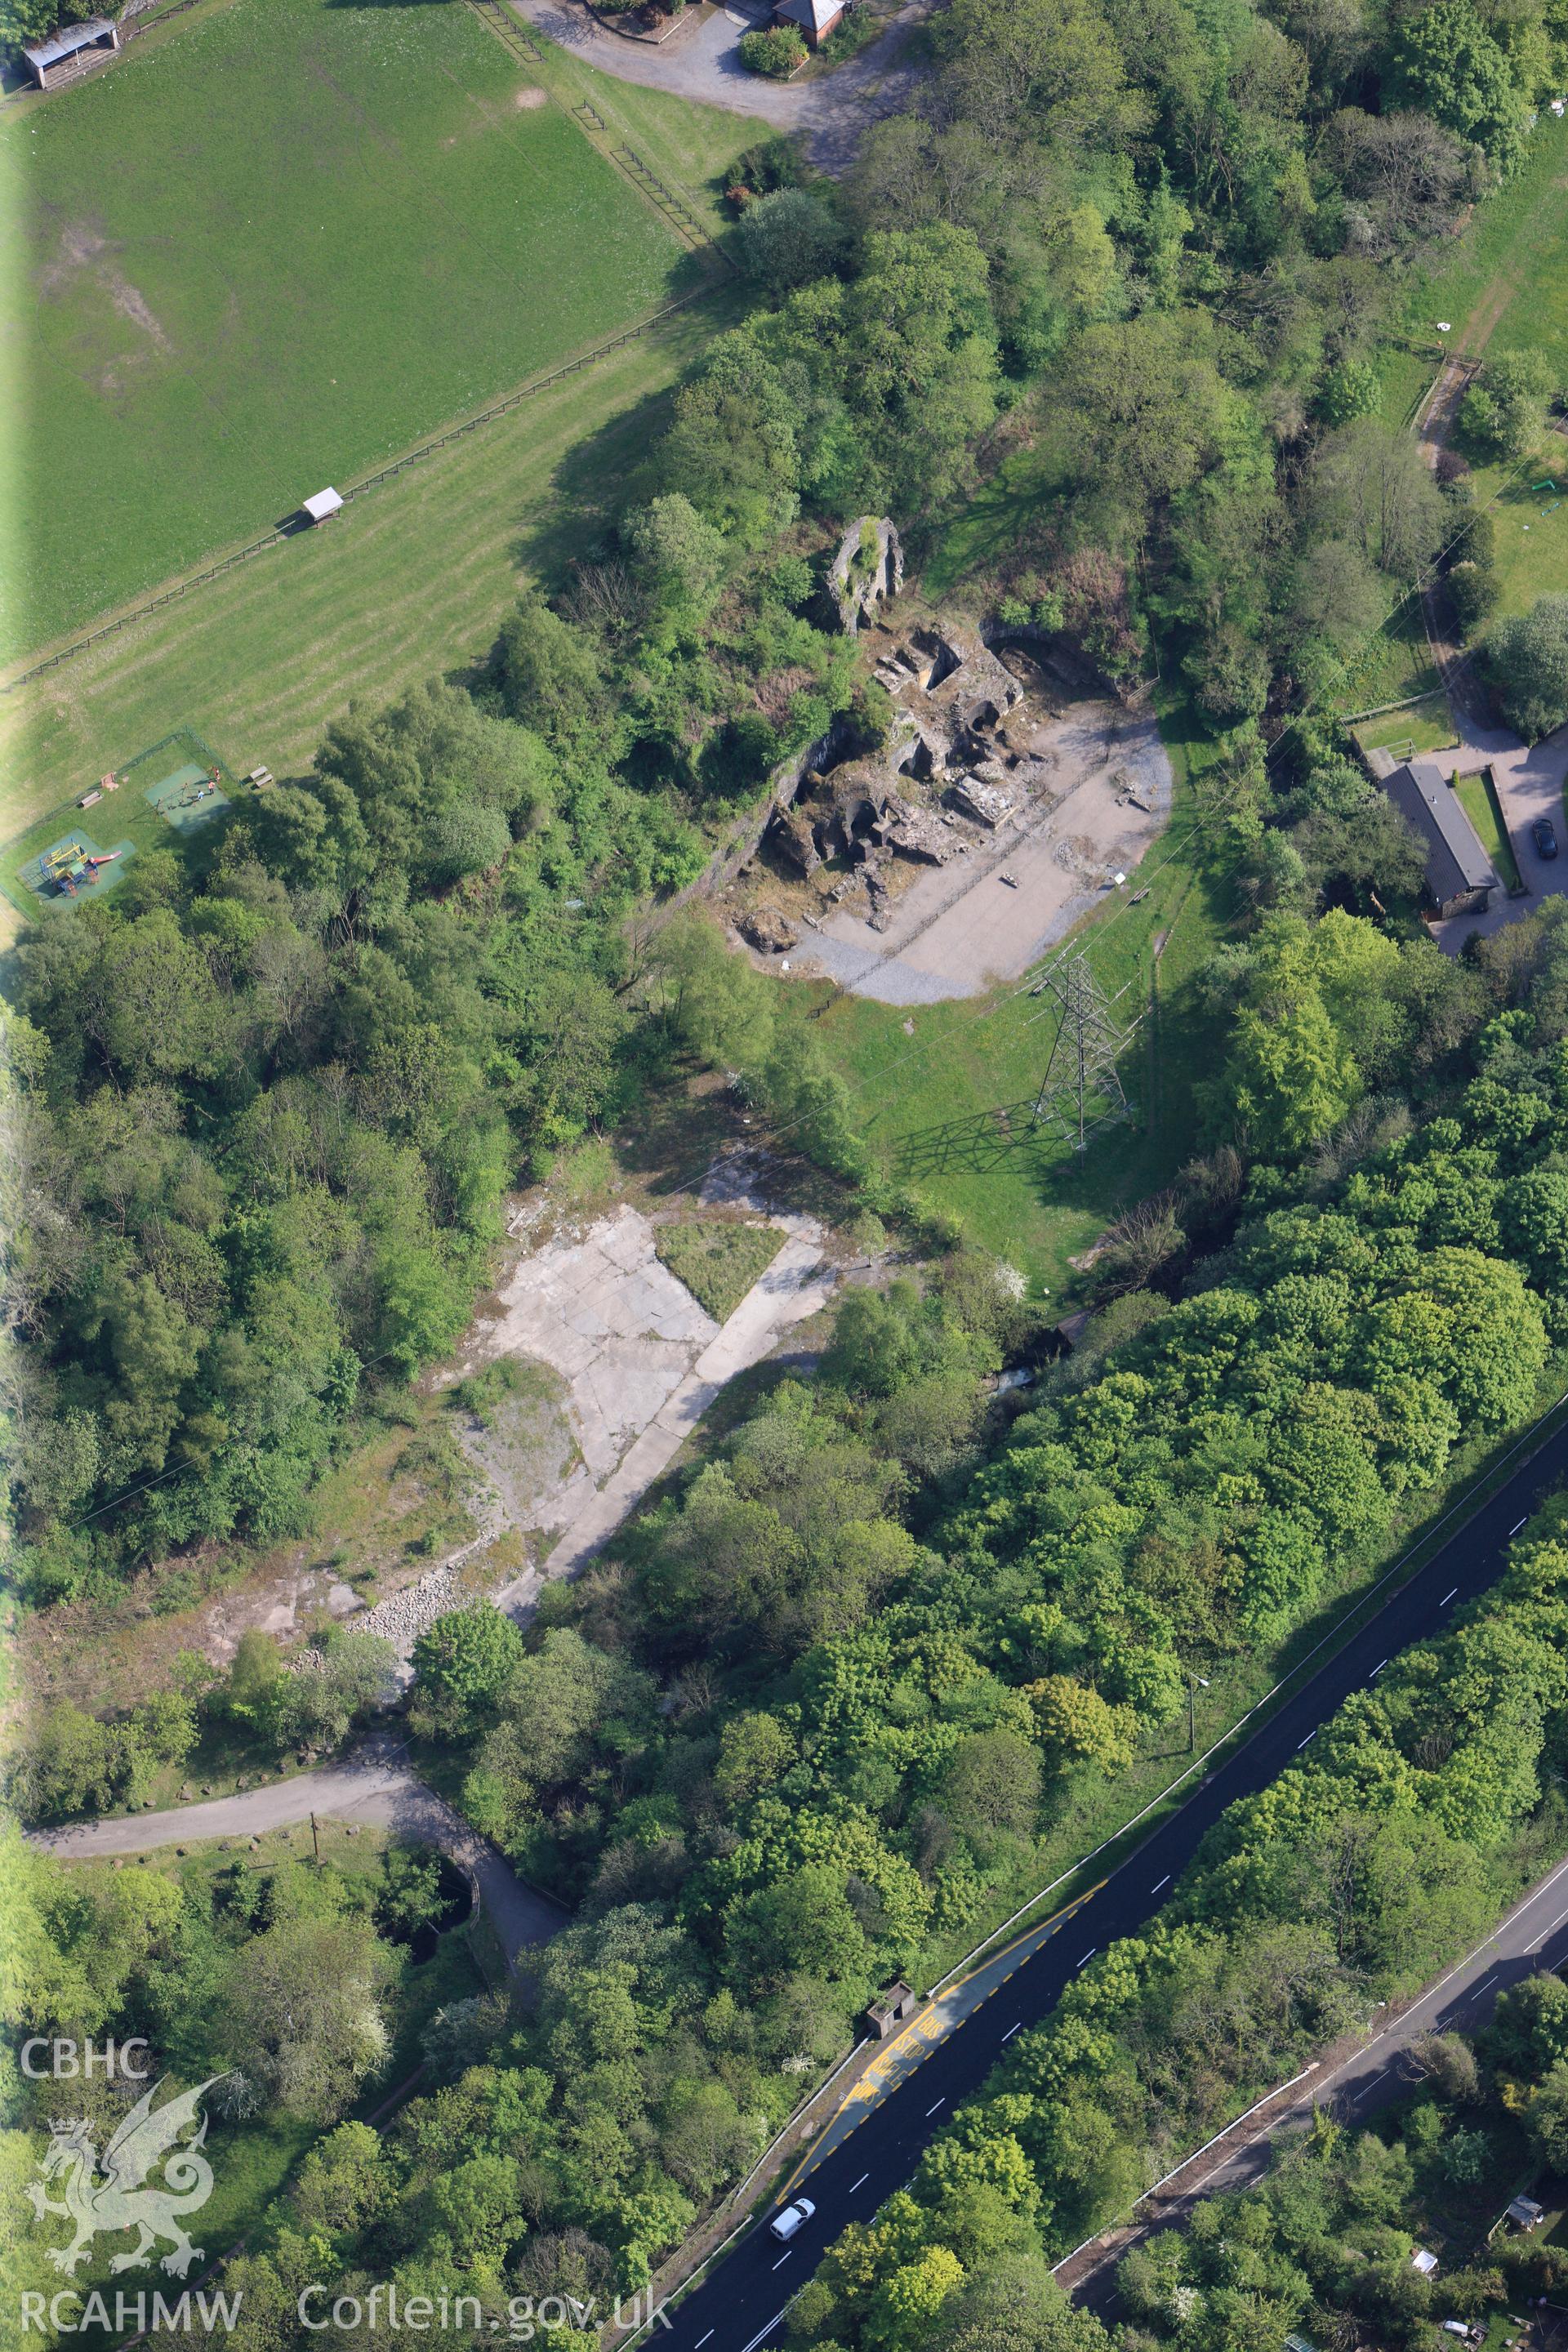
[946,775,1014,829]
[882,801,953,864]
[739,906,800,954]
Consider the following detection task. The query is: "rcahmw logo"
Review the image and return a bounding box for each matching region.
[24,2073,230,2284]
[20,2291,242,2336]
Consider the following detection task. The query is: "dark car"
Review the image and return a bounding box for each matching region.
[1534,816,1560,859]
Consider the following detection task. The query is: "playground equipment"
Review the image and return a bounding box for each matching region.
[42,841,121,897]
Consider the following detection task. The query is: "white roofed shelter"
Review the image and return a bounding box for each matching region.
[301,487,343,525]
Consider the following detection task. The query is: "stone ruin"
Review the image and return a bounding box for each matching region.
[830,517,904,635]
[747,623,1066,933]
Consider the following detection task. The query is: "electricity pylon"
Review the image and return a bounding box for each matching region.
[1028,952,1140,1150]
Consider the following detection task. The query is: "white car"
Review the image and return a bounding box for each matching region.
[768,2198,816,2242]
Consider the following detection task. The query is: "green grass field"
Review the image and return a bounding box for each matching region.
[654,1218,786,1321]
[0,0,723,664]
[794,713,1235,1294]
[1385,115,1568,628]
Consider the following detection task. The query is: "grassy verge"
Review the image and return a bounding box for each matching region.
[1404,114,1568,376]
[1455,765,1524,889]
[654,1218,788,1321]
[1470,453,1568,621]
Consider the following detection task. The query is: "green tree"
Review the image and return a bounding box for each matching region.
[735,187,845,294]
[1486,593,1568,739]
[493,592,610,753]
[412,1602,525,1740]
[624,494,728,638]
[1385,4,1531,176]
[225,1913,394,2119]
[938,1732,1044,1841]
[714,1713,799,1812]
[724,1864,869,1992]
[1460,349,1553,457]
[290,2122,395,2236]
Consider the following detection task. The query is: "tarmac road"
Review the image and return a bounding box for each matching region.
[654,1408,1568,2352]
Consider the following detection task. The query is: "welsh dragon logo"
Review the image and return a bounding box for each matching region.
[24,2075,227,2278]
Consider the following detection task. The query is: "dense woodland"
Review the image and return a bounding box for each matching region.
[11,899,1568,2339]
[15,0,1568,2333]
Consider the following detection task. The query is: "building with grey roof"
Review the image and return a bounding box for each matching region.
[21,16,120,86]
[1379,757,1500,919]
[773,0,845,44]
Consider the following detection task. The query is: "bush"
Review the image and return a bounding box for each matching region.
[819,2,880,60]
[739,23,807,74]
[1447,558,1499,633]
[724,133,808,203]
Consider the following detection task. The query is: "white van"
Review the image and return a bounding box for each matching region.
[768,2199,817,2242]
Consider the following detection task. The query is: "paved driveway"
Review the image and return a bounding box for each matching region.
[510,0,935,168]
[1428,709,1568,952]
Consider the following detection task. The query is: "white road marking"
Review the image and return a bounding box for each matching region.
[925,2098,946,2117]
[772,2252,792,2271]
[849,2175,869,2194]
[739,2311,791,2352]
[1078,1949,1097,1968]
[1441,1588,1459,1606]
[1370,1659,1388,1677]
[1530,1900,1568,1952]
[1151,1875,1170,1893]
[1511,1517,1529,1535]
[1296,1731,1317,1750]
[694,2333,713,2347]
[1001,2022,1022,2042]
